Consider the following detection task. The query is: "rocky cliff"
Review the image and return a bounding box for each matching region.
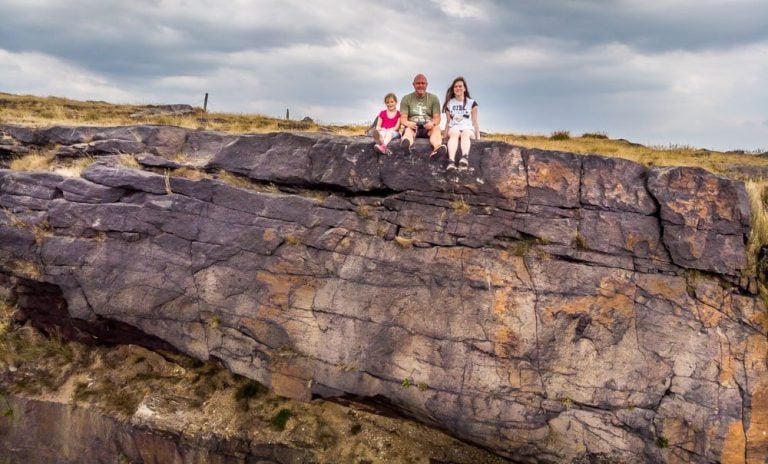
[0,124,766,463]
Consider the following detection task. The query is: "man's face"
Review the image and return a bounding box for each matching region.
[413,76,428,96]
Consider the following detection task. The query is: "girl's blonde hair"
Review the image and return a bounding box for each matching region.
[384,92,397,103]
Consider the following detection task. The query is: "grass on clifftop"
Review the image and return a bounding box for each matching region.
[0,92,363,136]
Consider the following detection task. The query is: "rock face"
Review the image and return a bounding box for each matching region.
[0,396,313,464]
[0,124,766,463]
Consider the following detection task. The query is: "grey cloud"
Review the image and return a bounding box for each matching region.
[448,1,768,53]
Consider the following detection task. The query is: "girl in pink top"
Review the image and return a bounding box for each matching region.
[372,93,401,155]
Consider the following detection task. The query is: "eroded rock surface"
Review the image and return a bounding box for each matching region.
[0,124,766,463]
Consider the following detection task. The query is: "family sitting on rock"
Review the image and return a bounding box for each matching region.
[371,73,480,171]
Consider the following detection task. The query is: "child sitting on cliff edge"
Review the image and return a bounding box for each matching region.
[371,92,401,155]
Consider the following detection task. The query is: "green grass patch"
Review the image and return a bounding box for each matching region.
[270,408,293,430]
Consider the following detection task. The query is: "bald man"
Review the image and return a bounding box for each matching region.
[400,73,446,157]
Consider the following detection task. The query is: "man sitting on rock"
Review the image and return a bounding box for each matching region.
[399,73,447,158]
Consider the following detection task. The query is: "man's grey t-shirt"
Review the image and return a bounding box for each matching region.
[400,92,441,124]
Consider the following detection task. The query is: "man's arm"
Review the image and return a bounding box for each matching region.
[400,97,416,130]
[428,95,441,131]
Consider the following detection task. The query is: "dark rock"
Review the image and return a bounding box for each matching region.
[82,163,167,194]
[58,177,127,203]
[136,152,182,169]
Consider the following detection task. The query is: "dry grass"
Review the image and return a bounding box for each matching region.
[116,154,141,169]
[170,167,210,180]
[216,170,284,194]
[450,196,471,215]
[486,132,767,178]
[9,152,56,171]
[746,180,768,271]
[0,92,368,135]
[53,157,96,177]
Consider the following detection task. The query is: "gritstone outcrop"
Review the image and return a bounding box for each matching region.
[0,124,766,463]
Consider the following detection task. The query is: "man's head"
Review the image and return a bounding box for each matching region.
[412,74,428,97]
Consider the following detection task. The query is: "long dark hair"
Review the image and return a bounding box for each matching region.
[442,76,472,112]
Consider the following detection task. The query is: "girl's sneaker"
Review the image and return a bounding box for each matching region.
[374,143,387,154]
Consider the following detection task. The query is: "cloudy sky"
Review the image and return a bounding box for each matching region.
[1,0,766,151]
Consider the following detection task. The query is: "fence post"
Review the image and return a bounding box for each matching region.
[286,108,290,120]
[203,93,209,112]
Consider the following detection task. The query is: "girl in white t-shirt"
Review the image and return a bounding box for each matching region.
[442,77,479,171]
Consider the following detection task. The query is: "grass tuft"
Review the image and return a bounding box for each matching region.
[170,167,210,180]
[53,157,95,177]
[10,152,56,172]
[117,154,140,169]
[450,196,471,215]
[549,130,571,141]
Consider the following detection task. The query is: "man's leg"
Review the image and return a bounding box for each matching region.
[402,127,416,154]
[429,126,443,150]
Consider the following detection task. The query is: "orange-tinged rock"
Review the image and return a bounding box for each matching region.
[721,421,746,464]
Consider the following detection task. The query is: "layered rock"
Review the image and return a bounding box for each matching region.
[0,124,766,463]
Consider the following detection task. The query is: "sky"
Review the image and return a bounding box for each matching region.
[1,0,767,152]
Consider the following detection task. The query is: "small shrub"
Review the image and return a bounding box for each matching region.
[581,132,608,139]
[234,380,267,402]
[656,436,669,449]
[270,408,293,430]
[417,382,429,392]
[356,204,372,219]
[401,377,413,388]
[376,223,389,238]
[549,130,571,141]
[574,233,588,250]
[511,237,538,257]
[284,235,301,246]
[450,196,470,215]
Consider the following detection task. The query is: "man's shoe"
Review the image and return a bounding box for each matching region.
[401,138,411,155]
[430,144,447,159]
[446,163,457,172]
[458,157,469,170]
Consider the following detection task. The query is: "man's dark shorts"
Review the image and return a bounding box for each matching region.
[415,123,430,138]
